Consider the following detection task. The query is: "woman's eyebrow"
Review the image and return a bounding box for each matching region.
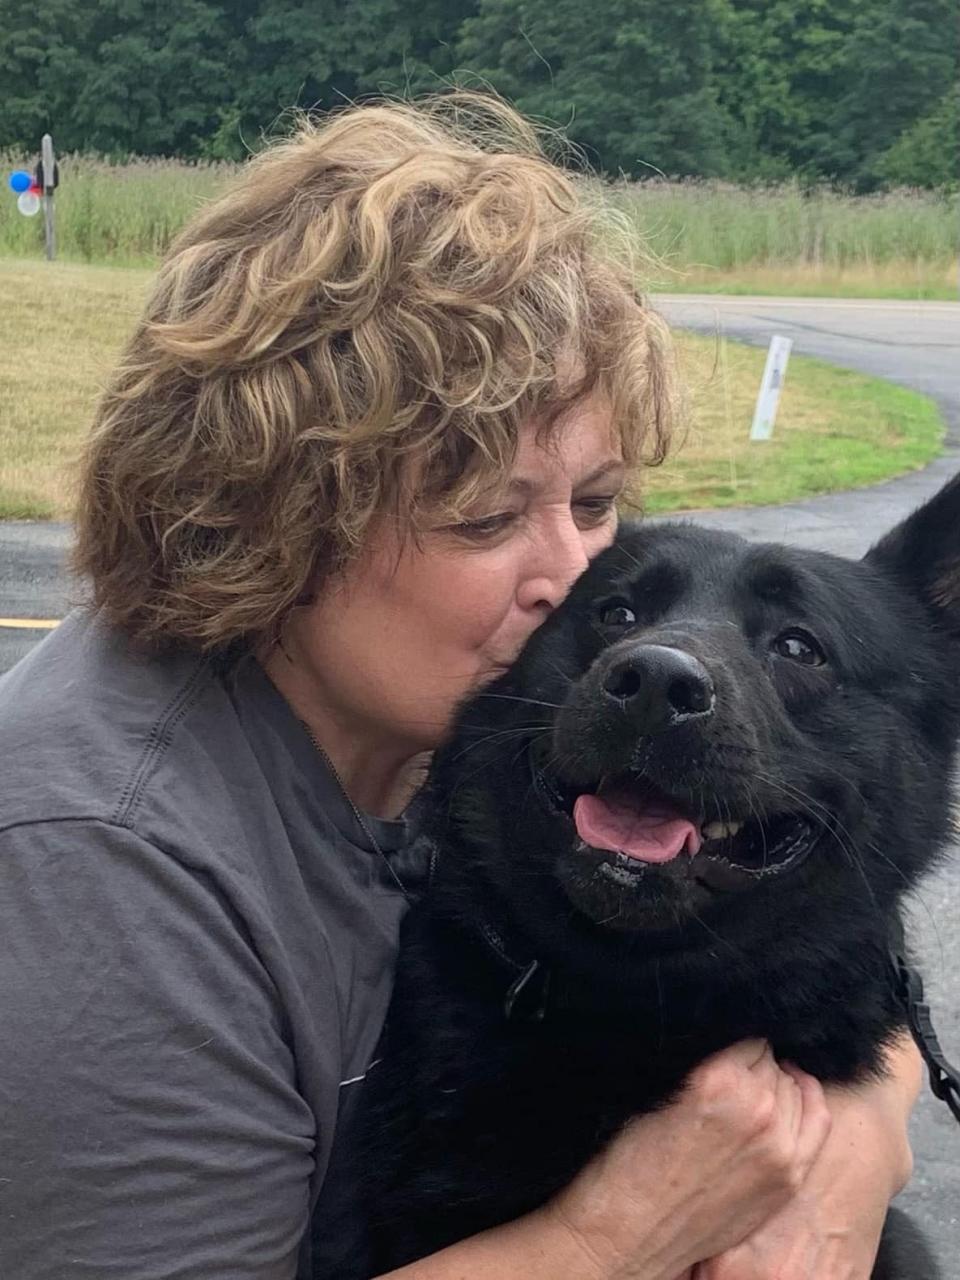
[507,459,625,496]
[577,459,626,487]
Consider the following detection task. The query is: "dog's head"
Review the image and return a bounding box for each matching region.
[428,474,960,967]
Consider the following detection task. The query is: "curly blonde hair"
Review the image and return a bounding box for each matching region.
[73,91,677,652]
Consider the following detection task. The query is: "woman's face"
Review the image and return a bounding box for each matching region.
[287,395,624,756]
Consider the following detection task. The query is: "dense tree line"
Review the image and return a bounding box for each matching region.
[0,0,956,188]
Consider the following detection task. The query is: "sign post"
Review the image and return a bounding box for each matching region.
[750,335,793,441]
[40,134,57,261]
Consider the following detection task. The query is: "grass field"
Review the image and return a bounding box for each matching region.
[607,178,959,301]
[1,149,957,299]
[649,262,957,301]
[646,337,944,514]
[0,259,944,521]
[0,260,153,518]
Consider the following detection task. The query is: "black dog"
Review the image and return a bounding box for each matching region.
[313,476,960,1279]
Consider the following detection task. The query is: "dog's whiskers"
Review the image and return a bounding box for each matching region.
[862,835,944,958]
[474,693,564,711]
[451,723,551,764]
[751,771,887,922]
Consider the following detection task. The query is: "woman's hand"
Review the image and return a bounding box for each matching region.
[544,1039,832,1280]
[689,1033,923,1280]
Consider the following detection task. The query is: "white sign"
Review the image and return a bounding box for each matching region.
[750,335,793,441]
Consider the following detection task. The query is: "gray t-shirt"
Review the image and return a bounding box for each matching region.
[0,610,428,1279]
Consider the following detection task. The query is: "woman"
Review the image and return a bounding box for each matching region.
[0,93,920,1280]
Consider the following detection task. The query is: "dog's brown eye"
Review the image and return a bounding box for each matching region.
[773,630,825,666]
[598,601,637,628]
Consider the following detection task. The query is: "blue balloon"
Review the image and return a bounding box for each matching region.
[8,171,32,194]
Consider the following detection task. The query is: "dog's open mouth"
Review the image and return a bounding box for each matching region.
[535,766,820,885]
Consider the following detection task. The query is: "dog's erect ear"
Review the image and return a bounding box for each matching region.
[864,472,960,636]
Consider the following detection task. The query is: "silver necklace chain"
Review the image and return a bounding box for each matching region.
[302,722,411,901]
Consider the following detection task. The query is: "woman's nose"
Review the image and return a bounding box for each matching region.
[515,518,591,614]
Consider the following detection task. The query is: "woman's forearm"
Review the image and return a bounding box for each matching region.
[683,1033,926,1278]
[824,1030,923,1197]
[373,1204,615,1280]
[373,1035,847,1280]
[882,1027,925,1116]
[373,1199,694,1280]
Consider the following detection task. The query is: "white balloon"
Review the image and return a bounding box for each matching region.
[17,192,41,217]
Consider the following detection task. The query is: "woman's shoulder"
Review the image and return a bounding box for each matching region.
[0,609,227,833]
[0,607,354,1060]
[0,614,413,1209]
[0,613,411,973]
[0,612,316,895]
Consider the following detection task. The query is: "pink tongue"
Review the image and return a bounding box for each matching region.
[573,792,702,863]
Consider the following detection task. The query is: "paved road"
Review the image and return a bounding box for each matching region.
[3,294,960,1266]
[656,294,960,442]
[0,522,74,671]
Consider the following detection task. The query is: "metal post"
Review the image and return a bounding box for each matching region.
[41,133,56,261]
[750,335,793,441]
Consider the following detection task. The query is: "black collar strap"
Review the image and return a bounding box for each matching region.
[479,929,960,1082]
[890,950,960,1124]
[417,827,552,1023]
[476,919,552,1022]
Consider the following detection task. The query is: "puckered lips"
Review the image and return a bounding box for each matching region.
[536,770,821,887]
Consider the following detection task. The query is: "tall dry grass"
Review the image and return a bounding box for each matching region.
[1,150,957,295]
[606,178,958,298]
[0,150,229,265]
[610,178,957,268]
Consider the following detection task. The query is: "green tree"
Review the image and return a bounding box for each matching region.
[817,0,959,188]
[712,0,957,187]
[211,0,477,161]
[0,0,235,157]
[874,86,960,190]
[1,0,956,186]
[714,0,861,180]
[455,0,737,177]
[70,0,233,156]
[0,0,88,145]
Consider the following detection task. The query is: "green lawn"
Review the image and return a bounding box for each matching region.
[0,258,945,520]
[643,337,944,513]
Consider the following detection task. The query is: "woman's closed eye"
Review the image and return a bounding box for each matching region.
[447,496,619,542]
[447,512,518,540]
[574,496,619,525]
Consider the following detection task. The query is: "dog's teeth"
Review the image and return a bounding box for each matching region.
[702,820,743,840]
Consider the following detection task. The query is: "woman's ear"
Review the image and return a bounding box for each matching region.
[864,471,960,637]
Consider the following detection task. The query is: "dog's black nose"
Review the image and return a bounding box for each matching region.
[601,645,715,733]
